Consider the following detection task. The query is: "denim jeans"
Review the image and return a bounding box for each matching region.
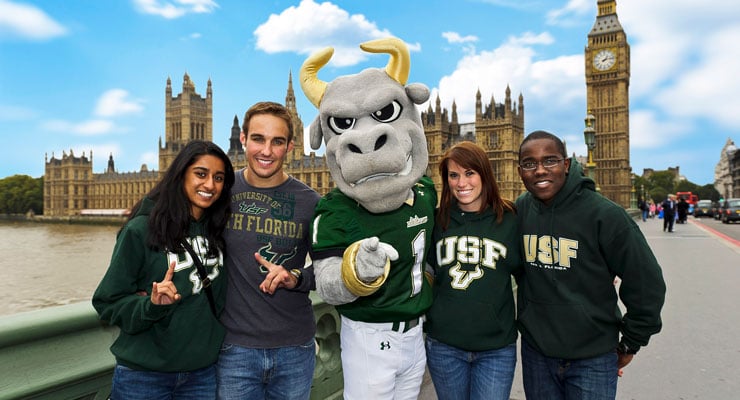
[425,337,516,400]
[521,338,618,400]
[110,363,216,400]
[216,339,315,400]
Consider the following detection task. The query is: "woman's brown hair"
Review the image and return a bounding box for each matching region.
[437,141,515,230]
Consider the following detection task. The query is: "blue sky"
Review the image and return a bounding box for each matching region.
[1,0,738,186]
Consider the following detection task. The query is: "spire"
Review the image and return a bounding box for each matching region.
[285,70,296,111]
[228,114,243,157]
[505,84,512,116]
[597,0,617,17]
[518,92,524,115]
[475,88,482,120]
[107,153,115,173]
[451,100,458,124]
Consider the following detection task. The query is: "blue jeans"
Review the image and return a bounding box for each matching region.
[521,338,618,400]
[425,337,516,400]
[216,339,315,400]
[110,363,216,400]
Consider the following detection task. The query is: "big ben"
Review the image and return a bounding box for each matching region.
[585,0,631,208]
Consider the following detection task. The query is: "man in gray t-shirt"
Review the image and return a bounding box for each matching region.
[217,102,320,400]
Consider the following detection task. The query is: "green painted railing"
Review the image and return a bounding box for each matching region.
[0,294,343,400]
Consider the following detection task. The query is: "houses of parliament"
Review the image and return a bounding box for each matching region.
[44,0,632,216]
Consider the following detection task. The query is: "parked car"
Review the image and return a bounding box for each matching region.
[693,200,713,218]
[720,198,740,224]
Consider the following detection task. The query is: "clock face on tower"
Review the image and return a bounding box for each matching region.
[593,49,616,71]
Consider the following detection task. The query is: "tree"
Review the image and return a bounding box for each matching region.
[675,180,700,193]
[696,184,721,202]
[649,187,668,204]
[648,171,677,195]
[0,175,43,214]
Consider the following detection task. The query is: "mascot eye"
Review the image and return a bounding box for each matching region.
[371,101,403,123]
[328,117,356,134]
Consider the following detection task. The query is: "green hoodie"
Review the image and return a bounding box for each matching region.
[425,204,521,352]
[515,159,665,359]
[92,197,226,372]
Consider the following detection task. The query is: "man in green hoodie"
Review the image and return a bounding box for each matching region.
[515,130,666,400]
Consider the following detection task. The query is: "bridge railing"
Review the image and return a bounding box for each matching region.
[0,294,343,400]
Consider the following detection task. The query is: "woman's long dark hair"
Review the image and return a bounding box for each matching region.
[437,141,515,231]
[128,140,235,254]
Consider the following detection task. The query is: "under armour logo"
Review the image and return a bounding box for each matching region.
[380,341,391,350]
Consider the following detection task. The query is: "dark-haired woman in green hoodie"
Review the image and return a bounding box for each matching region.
[93,140,234,400]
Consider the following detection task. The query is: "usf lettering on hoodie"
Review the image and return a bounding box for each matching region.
[92,197,226,372]
[515,159,665,359]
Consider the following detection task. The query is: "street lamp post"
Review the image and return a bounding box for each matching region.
[727,147,736,198]
[583,112,598,191]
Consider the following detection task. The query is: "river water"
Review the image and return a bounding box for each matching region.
[0,220,119,316]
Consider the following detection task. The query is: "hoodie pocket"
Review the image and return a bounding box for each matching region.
[427,291,507,349]
[518,300,608,357]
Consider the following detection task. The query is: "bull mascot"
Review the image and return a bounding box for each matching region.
[300,37,436,399]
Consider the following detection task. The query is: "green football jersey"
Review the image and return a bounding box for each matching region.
[311,177,437,323]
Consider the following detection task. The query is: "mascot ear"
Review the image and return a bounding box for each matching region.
[406,83,430,105]
[309,116,324,150]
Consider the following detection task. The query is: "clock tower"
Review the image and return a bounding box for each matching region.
[585,0,631,208]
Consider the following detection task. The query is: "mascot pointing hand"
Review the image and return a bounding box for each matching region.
[301,37,436,399]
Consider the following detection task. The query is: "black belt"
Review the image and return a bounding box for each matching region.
[391,317,420,333]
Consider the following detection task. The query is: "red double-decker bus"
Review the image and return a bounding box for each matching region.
[676,191,698,206]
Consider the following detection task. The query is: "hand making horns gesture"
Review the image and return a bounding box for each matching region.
[257,252,298,295]
[151,261,182,305]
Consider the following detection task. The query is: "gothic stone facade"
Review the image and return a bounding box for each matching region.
[44,73,526,216]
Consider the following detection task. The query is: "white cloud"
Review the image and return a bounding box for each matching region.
[507,31,554,46]
[442,32,478,44]
[133,0,218,19]
[652,26,740,128]
[139,151,159,171]
[429,32,581,130]
[0,0,67,40]
[94,89,144,118]
[253,0,395,67]
[619,0,740,146]
[630,110,692,149]
[42,119,115,136]
[546,0,590,26]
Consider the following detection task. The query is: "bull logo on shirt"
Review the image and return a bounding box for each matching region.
[436,235,507,290]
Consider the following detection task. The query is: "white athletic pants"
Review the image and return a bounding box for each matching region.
[339,315,426,400]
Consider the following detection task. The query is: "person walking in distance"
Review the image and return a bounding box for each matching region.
[638,197,648,222]
[515,130,666,400]
[93,140,235,400]
[662,194,677,232]
[216,102,320,400]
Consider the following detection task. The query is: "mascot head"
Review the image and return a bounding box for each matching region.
[300,38,430,214]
